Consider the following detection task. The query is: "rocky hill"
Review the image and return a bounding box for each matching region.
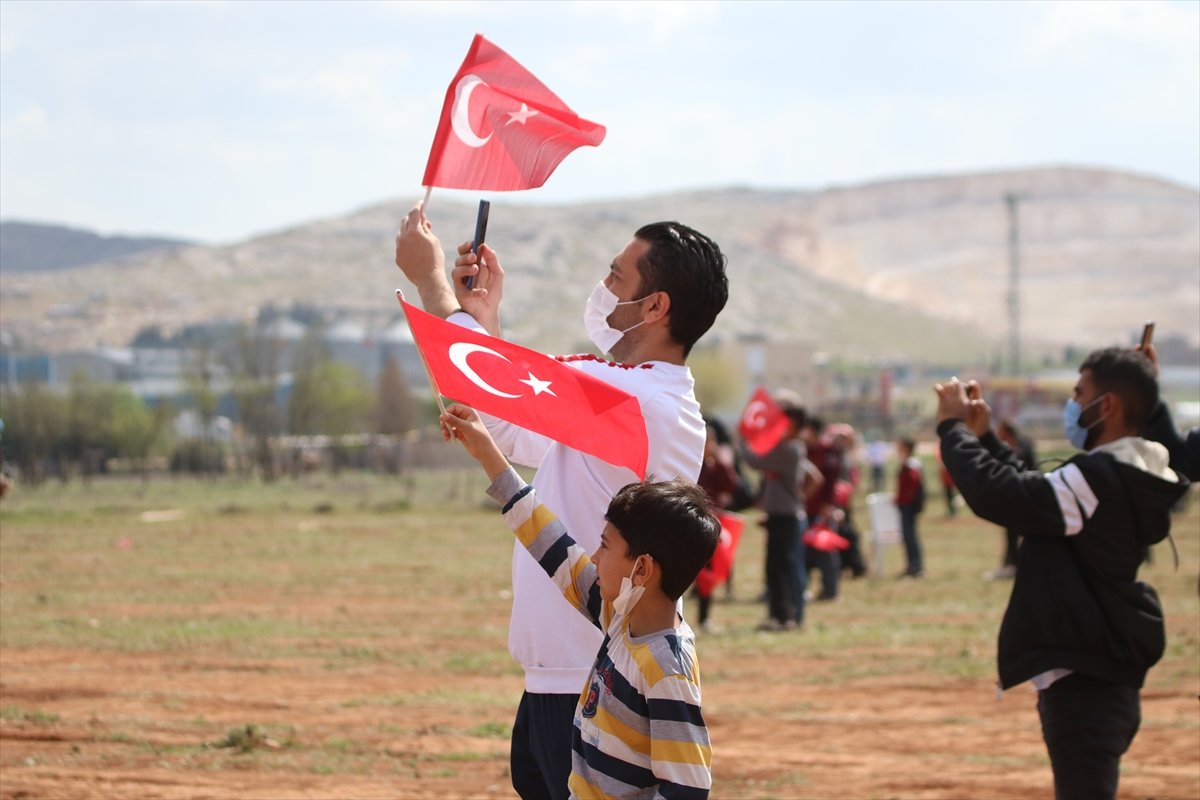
[0,221,191,273]
[1,166,1195,364]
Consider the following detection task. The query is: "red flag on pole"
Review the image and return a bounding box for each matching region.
[399,296,648,478]
[422,34,606,191]
[738,386,790,456]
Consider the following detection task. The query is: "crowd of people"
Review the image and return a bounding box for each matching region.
[394,205,1195,800]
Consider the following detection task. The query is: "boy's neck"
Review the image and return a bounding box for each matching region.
[627,592,679,638]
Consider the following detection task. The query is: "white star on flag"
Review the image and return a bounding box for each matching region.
[519,372,556,396]
[505,102,539,126]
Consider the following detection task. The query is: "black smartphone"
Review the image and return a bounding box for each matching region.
[1140,320,1155,349]
[465,199,490,289]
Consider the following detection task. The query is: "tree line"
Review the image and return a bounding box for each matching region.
[0,325,422,487]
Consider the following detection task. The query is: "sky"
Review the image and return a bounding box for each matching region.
[1,0,1197,244]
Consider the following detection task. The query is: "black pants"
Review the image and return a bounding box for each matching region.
[765,513,804,623]
[510,691,577,800]
[1036,673,1141,800]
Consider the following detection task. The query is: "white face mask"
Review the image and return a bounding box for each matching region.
[584,280,648,355]
[610,556,648,625]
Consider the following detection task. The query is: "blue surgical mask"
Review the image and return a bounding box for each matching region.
[1063,395,1106,450]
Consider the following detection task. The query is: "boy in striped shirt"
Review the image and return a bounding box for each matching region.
[441,403,719,799]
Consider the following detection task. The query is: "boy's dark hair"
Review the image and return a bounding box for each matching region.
[1080,347,1159,430]
[633,222,728,358]
[899,437,916,453]
[604,479,721,601]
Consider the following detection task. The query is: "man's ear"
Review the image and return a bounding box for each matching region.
[643,291,670,325]
[1100,392,1125,429]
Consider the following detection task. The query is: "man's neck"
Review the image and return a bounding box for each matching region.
[1089,426,1138,450]
[612,338,686,367]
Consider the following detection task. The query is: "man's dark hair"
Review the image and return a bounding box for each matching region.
[780,401,808,430]
[633,222,729,357]
[1080,347,1159,430]
[605,479,721,601]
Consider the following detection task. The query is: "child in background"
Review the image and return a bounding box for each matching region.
[895,437,926,578]
[439,403,719,799]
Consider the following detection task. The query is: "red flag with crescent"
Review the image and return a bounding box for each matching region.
[694,512,745,599]
[737,386,790,456]
[422,34,606,191]
[399,296,648,478]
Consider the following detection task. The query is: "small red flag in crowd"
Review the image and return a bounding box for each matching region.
[399,296,648,478]
[694,512,746,599]
[738,386,790,456]
[422,34,606,191]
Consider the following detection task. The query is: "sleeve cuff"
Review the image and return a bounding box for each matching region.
[448,310,486,334]
[486,467,526,508]
[936,419,965,438]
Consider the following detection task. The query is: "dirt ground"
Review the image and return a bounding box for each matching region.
[2,641,1197,800]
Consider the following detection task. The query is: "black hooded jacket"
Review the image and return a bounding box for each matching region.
[937,420,1190,690]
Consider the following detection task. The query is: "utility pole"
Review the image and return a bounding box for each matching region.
[1005,193,1021,376]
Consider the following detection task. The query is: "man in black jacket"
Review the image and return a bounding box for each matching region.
[934,348,1189,800]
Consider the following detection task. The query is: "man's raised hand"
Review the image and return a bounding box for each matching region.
[395,205,457,319]
[452,240,505,337]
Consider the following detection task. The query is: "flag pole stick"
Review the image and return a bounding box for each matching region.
[420,185,432,214]
[395,290,448,420]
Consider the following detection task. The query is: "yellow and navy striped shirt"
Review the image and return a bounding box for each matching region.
[487,468,712,800]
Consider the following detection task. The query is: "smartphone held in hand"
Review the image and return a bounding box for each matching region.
[465,199,490,289]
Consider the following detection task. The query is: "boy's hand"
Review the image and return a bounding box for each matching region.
[440,404,510,480]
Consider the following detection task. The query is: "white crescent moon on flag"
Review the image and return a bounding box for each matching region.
[448,342,521,398]
[450,74,492,148]
[743,400,767,429]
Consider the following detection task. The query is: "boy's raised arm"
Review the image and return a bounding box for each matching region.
[441,404,606,628]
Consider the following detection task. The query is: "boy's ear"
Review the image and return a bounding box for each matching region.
[633,556,652,587]
[636,555,660,587]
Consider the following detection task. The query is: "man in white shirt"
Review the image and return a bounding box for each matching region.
[394,205,729,800]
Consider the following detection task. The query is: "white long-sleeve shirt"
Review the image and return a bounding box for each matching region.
[448,312,706,693]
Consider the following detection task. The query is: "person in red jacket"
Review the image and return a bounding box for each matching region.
[894,437,926,578]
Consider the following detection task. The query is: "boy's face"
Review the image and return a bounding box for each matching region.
[592,523,640,603]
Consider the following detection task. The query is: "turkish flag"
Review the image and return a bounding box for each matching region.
[694,512,745,599]
[737,386,790,456]
[802,523,851,552]
[422,34,606,191]
[399,296,648,478]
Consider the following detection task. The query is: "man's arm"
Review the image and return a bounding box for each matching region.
[739,439,798,473]
[934,378,1070,536]
[487,468,606,630]
[938,420,1069,537]
[394,205,458,319]
[1143,400,1200,481]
